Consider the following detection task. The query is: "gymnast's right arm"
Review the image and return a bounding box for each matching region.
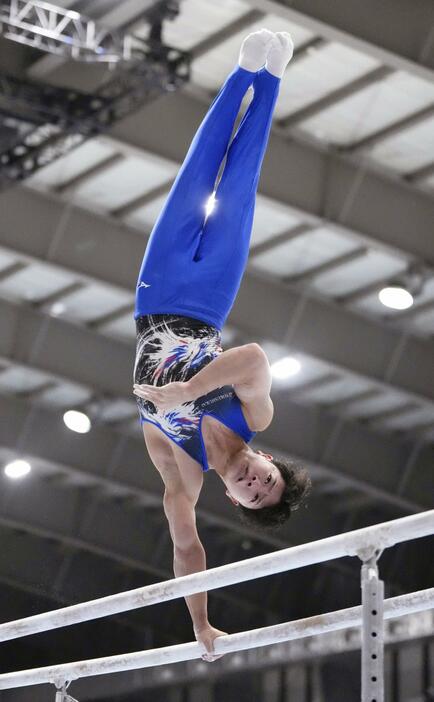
[163,480,227,661]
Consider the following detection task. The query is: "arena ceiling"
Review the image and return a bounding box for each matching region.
[0,0,433,699]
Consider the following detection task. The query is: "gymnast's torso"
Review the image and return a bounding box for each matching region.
[133,314,257,476]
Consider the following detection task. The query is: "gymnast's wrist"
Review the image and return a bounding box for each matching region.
[185,376,206,402]
[193,617,210,634]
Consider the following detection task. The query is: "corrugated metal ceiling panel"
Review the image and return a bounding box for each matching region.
[378,405,434,430]
[99,312,136,340]
[296,376,373,405]
[0,366,52,393]
[0,262,75,303]
[276,41,379,120]
[73,156,177,211]
[28,139,115,190]
[0,249,19,270]
[311,249,406,297]
[126,193,169,232]
[301,72,434,146]
[251,226,358,277]
[37,382,91,409]
[369,115,434,174]
[52,284,132,323]
[250,194,301,247]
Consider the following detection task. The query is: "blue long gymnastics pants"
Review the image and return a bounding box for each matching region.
[134,65,280,331]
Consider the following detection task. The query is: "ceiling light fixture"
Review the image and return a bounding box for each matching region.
[4,459,31,479]
[50,302,66,316]
[378,286,414,310]
[63,409,91,434]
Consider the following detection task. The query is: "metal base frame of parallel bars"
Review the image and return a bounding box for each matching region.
[0,511,432,702]
[0,589,433,698]
[55,682,78,702]
[359,548,384,702]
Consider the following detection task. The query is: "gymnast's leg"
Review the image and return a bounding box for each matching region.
[189,33,294,329]
[134,30,276,319]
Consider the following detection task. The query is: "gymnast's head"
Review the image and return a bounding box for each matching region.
[223,448,311,531]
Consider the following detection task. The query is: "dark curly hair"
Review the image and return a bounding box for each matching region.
[236,453,311,532]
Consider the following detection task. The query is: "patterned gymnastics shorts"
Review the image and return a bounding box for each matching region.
[133,313,223,423]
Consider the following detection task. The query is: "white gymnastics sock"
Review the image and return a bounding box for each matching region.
[238,28,275,73]
[265,32,294,78]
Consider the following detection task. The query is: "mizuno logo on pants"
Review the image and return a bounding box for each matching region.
[137,282,151,288]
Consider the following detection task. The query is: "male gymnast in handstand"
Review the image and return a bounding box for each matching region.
[132,29,310,661]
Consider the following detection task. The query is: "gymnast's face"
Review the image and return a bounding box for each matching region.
[224,449,285,509]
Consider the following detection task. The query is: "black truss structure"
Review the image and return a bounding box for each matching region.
[0,41,190,191]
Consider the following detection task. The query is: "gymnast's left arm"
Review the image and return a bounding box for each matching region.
[133,343,274,429]
[186,343,274,431]
[185,343,269,400]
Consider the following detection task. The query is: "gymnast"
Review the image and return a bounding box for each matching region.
[132,29,310,661]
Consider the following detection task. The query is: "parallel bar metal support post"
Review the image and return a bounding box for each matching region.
[55,682,77,702]
[360,551,384,702]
